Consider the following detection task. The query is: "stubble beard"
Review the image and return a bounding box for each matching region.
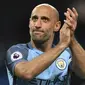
[31,33,50,44]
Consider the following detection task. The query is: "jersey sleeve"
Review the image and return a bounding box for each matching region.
[66,47,72,69]
[6,44,28,75]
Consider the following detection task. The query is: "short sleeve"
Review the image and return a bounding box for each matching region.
[6,44,28,75]
[66,47,72,69]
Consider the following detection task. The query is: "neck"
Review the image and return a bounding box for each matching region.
[31,37,54,52]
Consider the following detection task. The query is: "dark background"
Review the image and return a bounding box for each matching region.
[0,0,85,85]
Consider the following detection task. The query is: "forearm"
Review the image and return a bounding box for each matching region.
[15,42,67,80]
[70,37,85,78]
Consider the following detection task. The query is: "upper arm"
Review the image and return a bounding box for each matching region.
[6,44,28,75]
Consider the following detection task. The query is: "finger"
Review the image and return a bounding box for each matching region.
[64,20,72,28]
[67,8,76,20]
[64,20,75,31]
[72,7,78,19]
[65,11,70,20]
[60,23,69,33]
[67,11,70,16]
[64,12,73,23]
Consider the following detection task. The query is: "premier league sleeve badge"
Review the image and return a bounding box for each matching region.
[11,51,23,62]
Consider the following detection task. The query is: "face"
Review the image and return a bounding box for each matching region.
[29,5,59,43]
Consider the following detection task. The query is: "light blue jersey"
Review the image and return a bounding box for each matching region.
[6,42,72,85]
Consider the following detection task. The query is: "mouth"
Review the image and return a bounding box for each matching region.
[33,31,44,34]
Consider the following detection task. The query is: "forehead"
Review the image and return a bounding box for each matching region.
[31,6,56,19]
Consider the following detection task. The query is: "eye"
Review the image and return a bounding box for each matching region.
[41,16,50,23]
[31,16,38,22]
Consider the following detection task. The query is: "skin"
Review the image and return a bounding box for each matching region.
[64,8,85,78]
[14,4,85,80]
[29,4,61,51]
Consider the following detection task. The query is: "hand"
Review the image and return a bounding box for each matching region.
[64,7,78,37]
[59,23,71,47]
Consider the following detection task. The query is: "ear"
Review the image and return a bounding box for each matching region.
[54,21,61,32]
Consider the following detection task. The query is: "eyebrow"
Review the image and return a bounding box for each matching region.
[31,15,38,19]
[41,16,50,21]
[31,15,50,20]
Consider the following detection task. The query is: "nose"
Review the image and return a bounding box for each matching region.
[35,19,42,28]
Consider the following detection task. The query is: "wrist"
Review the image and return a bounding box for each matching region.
[70,36,76,47]
[58,42,68,49]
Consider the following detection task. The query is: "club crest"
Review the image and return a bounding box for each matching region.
[55,58,66,70]
[11,51,23,61]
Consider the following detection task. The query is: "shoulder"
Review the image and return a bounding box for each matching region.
[7,43,29,55]
[7,43,28,52]
[6,43,29,62]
